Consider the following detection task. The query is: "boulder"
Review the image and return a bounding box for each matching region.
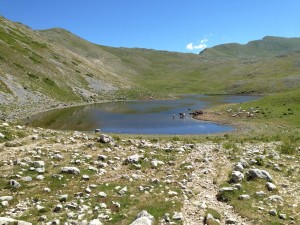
[89,219,103,225]
[33,160,45,167]
[126,154,142,164]
[225,218,237,224]
[238,194,251,200]
[279,213,287,220]
[61,166,80,175]
[98,192,107,198]
[231,171,244,183]
[130,210,154,225]
[234,162,244,171]
[99,134,113,143]
[9,180,21,189]
[0,133,5,138]
[246,169,272,181]
[266,182,277,191]
[172,212,183,220]
[269,209,277,216]
[130,217,152,225]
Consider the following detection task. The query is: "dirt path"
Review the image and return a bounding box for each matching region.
[181,143,251,225]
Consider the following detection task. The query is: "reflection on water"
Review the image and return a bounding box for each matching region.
[27,95,260,134]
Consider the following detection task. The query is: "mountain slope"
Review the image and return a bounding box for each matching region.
[1,15,300,120]
[0,16,134,119]
[199,36,300,58]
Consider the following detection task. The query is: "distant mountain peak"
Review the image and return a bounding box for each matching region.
[199,36,300,58]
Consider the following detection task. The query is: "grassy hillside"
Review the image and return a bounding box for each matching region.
[1,15,300,121]
[200,36,300,58]
[101,46,300,95]
[40,27,300,96]
[0,16,133,116]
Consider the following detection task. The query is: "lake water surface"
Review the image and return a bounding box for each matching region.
[27,95,259,135]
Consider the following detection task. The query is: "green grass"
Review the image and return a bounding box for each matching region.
[0,79,13,94]
[276,138,297,155]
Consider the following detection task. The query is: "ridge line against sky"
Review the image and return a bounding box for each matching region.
[1,0,300,53]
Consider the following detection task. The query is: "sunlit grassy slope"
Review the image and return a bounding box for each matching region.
[2,14,300,115]
[100,42,300,95]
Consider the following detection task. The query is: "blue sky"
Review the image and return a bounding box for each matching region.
[0,0,300,53]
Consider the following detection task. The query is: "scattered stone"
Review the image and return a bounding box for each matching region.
[9,180,21,189]
[219,187,237,192]
[1,201,8,207]
[118,186,128,195]
[61,166,80,175]
[225,218,237,224]
[0,132,5,138]
[168,191,178,196]
[269,209,277,216]
[98,192,107,198]
[172,212,183,220]
[162,213,170,222]
[36,175,45,180]
[112,201,121,208]
[33,160,45,167]
[99,203,107,208]
[98,155,108,161]
[255,191,266,197]
[36,167,45,173]
[231,171,244,183]
[238,194,251,200]
[58,194,68,202]
[82,175,90,180]
[205,213,220,225]
[126,154,142,164]
[21,176,32,182]
[89,219,103,225]
[266,182,276,191]
[38,215,47,221]
[53,153,64,160]
[130,210,154,225]
[151,159,165,168]
[234,162,244,171]
[85,186,92,193]
[53,204,63,213]
[239,159,249,168]
[199,201,207,209]
[0,196,13,201]
[232,183,242,190]
[99,134,113,143]
[268,195,283,203]
[43,187,51,192]
[246,168,272,181]
[0,217,32,225]
[279,213,287,220]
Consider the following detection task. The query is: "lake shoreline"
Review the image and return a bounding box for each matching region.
[25,95,259,135]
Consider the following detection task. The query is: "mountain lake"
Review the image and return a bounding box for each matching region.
[26,95,260,135]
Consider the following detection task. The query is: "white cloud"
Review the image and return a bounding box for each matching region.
[186,38,208,51]
[194,43,207,49]
[186,43,194,50]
